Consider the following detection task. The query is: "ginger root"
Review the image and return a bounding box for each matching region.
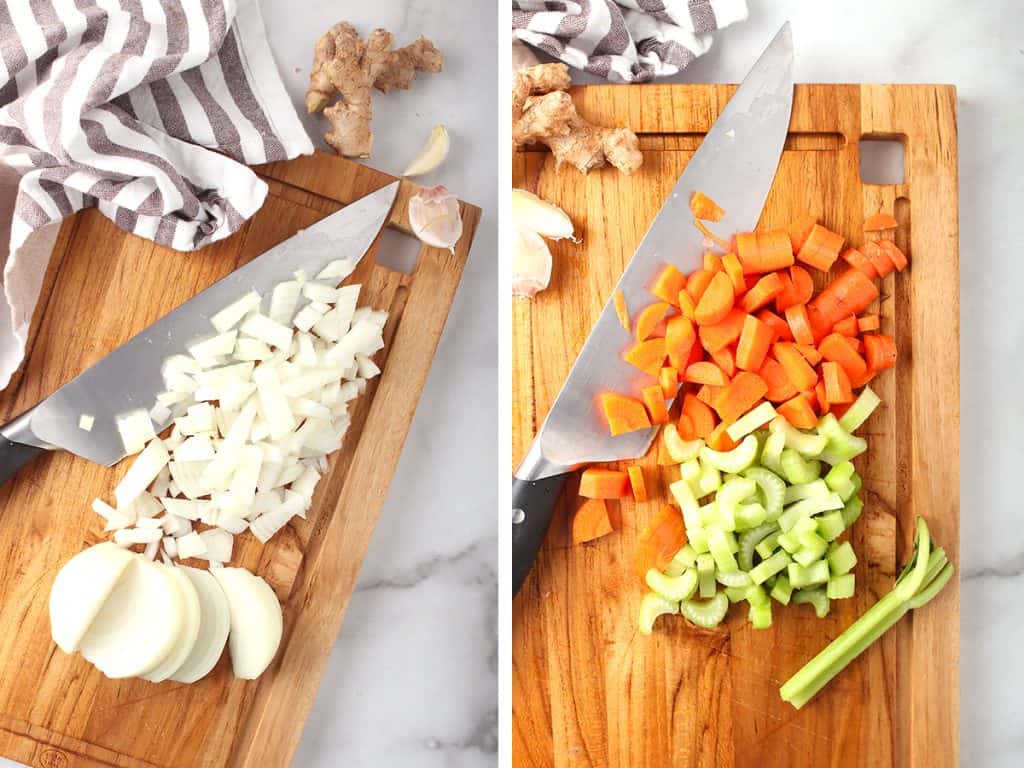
[512,63,643,175]
[306,22,443,158]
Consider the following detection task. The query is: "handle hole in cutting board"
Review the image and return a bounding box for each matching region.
[374,227,420,275]
[860,137,905,184]
[628,132,845,152]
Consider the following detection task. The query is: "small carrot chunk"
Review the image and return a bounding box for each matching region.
[710,345,736,378]
[698,307,746,353]
[677,413,696,440]
[864,212,898,232]
[879,240,909,271]
[685,361,730,386]
[573,498,614,544]
[713,371,768,424]
[635,505,686,581]
[795,343,822,366]
[651,265,687,306]
[624,337,667,376]
[797,224,844,272]
[822,361,855,404]
[759,357,798,402]
[706,422,738,451]
[686,269,715,303]
[736,314,773,372]
[819,332,869,381]
[807,305,833,343]
[690,191,725,222]
[857,314,880,332]
[703,252,724,274]
[861,241,894,278]
[659,366,679,399]
[613,290,630,331]
[757,308,794,343]
[677,289,697,321]
[694,272,735,326]
[696,384,725,407]
[579,467,631,499]
[841,247,878,279]
[863,333,898,372]
[787,214,818,253]
[784,304,815,346]
[600,393,652,436]
[665,316,697,371]
[775,265,814,312]
[635,301,672,341]
[773,342,819,391]
[777,394,818,429]
[627,466,648,503]
[722,252,746,295]
[832,315,859,336]
[642,384,669,425]
[737,229,795,274]
[740,272,785,313]
[811,268,880,325]
[682,393,716,439]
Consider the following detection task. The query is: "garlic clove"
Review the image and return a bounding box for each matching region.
[512,226,552,298]
[403,125,450,177]
[408,184,463,252]
[511,189,574,240]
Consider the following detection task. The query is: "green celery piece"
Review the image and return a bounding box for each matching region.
[792,516,818,535]
[760,431,786,476]
[738,523,778,571]
[749,600,772,629]
[699,500,721,527]
[696,553,717,597]
[816,511,846,541]
[743,467,785,521]
[793,588,831,618]
[893,518,932,602]
[638,593,679,635]
[827,541,858,575]
[841,496,864,528]
[784,478,830,504]
[724,586,748,603]
[687,526,710,554]
[681,592,729,628]
[700,434,759,474]
[680,458,702,487]
[750,551,791,585]
[793,538,828,568]
[826,573,856,600]
[716,569,752,588]
[646,568,699,602]
[778,492,844,532]
[717,476,757,516]
[670,544,699,571]
[780,448,822,485]
[850,473,863,496]
[734,502,767,531]
[708,527,739,573]
[906,563,954,609]
[745,583,770,607]
[838,386,881,433]
[824,461,855,491]
[727,401,778,442]
[669,479,701,529]
[816,414,868,464]
[771,573,793,604]
[778,531,801,554]
[756,531,782,560]
[788,560,829,588]
[771,416,829,457]
[664,559,687,577]
[698,463,722,497]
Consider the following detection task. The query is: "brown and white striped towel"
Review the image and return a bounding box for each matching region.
[0,0,313,390]
[512,0,748,82]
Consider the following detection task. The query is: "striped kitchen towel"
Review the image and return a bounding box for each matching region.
[0,0,313,390]
[512,0,749,82]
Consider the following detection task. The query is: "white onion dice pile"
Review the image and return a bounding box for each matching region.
[98,260,387,567]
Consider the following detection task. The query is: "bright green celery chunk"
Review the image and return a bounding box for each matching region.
[750,551,790,585]
[840,496,864,528]
[716,569,752,588]
[793,587,831,618]
[816,414,867,465]
[698,463,722,497]
[780,448,821,485]
[824,462,857,500]
[793,536,828,568]
[726,401,777,442]
[778,531,801,554]
[743,467,785,521]
[745,584,770,607]
[827,541,858,575]
[700,434,759,474]
[778,492,844,532]
[816,511,846,541]
[638,593,678,635]
[724,586,748,603]
[699,501,721,527]
[664,559,686,577]
[680,458,702,488]
[826,573,856,600]
[738,523,778,571]
[687,527,710,554]
[760,431,786,475]
[749,600,772,629]
[771,574,793,604]
[708,527,739,573]
[788,560,829,588]
[669,544,699,572]
[696,553,717,597]
[771,416,828,456]
[646,568,699,602]
[838,386,881,433]
[792,516,818,535]
[784,479,830,504]
[669,479,701,529]
[717,477,757,517]
[734,502,767,530]
[680,592,729,628]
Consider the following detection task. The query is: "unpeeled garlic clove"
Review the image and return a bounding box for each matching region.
[408,185,463,252]
[511,188,574,240]
[403,125,450,177]
[512,226,552,298]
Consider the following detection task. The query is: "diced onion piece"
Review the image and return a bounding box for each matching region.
[355,353,380,379]
[210,291,262,333]
[268,280,301,324]
[156,390,191,408]
[293,303,326,333]
[316,258,356,281]
[233,337,273,361]
[291,464,321,503]
[163,536,178,558]
[176,531,207,559]
[143,540,159,560]
[175,435,216,462]
[136,517,165,530]
[188,331,237,363]
[217,515,249,535]
[78,413,95,431]
[114,439,169,508]
[240,312,293,350]
[168,461,210,500]
[198,529,233,562]
[113,527,163,545]
[116,410,156,455]
[302,282,338,303]
[253,363,296,441]
[228,444,263,503]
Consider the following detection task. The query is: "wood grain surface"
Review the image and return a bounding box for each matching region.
[512,84,958,768]
[0,151,480,768]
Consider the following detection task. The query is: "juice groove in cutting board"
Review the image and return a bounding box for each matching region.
[512,84,958,768]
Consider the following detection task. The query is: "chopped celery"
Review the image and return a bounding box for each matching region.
[840,496,864,529]
[792,516,819,535]
[696,553,717,597]
[726,401,777,442]
[760,431,786,475]
[827,541,858,575]
[724,586,748,603]
[669,479,700,529]
[771,416,828,457]
[680,592,729,628]
[699,501,721,527]
[672,544,699,570]
[793,587,831,618]
[663,558,687,577]
[788,560,829,588]
[662,424,704,463]
[738,523,778,571]
[778,492,844,532]
[905,562,954,610]
[750,551,791,585]
[826,573,856,600]
[680,458,702,487]
[638,593,679,635]
[816,511,846,541]
[687,527,710,554]
[743,467,785,520]
[749,600,772,629]
[716,569,752,588]
[816,414,867,464]
[824,461,857,500]
[745,584,770,607]
[778,531,801,554]
[756,531,782,560]
[793,538,828,568]
[716,477,757,517]
[700,434,759,474]
[838,386,881,433]
[780,448,822,484]
[734,502,767,530]
[784,479,830,504]
[709,527,739,573]
[646,568,699,602]
[725,529,740,553]
[771,574,793,605]
[697,464,722,497]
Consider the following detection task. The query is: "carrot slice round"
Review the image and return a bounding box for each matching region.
[635,302,672,341]
[694,271,735,326]
[684,361,730,386]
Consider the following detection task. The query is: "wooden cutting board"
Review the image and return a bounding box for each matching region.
[513,84,958,768]
[0,151,479,768]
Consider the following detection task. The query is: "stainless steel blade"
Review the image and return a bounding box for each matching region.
[530,23,794,478]
[7,181,399,466]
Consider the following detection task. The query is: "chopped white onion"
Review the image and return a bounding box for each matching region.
[143,540,159,560]
[163,536,178,558]
[293,303,326,333]
[268,280,301,324]
[176,531,207,559]
[210,291,262,333]
[113,527,162,545]
[114,439,169,508]
[175,435,216,462]
[79,413,95,431]
[136,516,165,530]
[198,529,233,562]
[187,331,237,363]
[253,363,296,440]
[116,410,156,455]
[233,337,273,362]
[316,258,356,281]
[355,354,381,379]
[240,313,293,350]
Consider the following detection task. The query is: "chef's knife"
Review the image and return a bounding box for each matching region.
[0,181,399,485]
[512,24,795,595]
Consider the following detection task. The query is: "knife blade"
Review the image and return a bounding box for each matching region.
[513,24,794,595]
[0,181,399,484]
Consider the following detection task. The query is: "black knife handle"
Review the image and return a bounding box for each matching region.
[0,431,46,487]
[512,471,570,596]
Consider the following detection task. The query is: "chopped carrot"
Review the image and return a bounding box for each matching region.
[635,301,672,341]
[784,304,815,346]
[775,265,814,312]
[879,240,908,271]
[703,252,724,273]
[682,393,716,439]
[690,191,725,222]
[759,357,798,402]
[863,333,898,372]
[757,309,794,342]
[777,394,818,429]
[861,241,894,278]
[573,498,614,544]
[822,361,855,404]
[722,252,746,295]
[773,342,819,391]
[627,466,648,502]
[739,272,785,313]
[613,290,630,331]
[694,219,733,251]
[737,229,794,274]
[807,305,833,343]
[814,381,830,414]
[841,247,878,278]
[659,366,679,398]
[710,345,736,377]
[642,384,669,425]
[706,422,738,451]
[696,384,725,407]
[698,307,746,353]
[795,343,823,366]
[677,289,697,321]
[797,223,844,272]
[624,337,667,376]
[713,371,768,424]
[811,268,880,325]
[736,314,773,372]
[819,332,869,380]
[830,402,852,420]
[850,368,876,389]
[677,413,696,440]
[652,265,687,306]
[857,314,881,332]
[665,316,697,371]
[686,269,715,303]
[864,212,898,232]
[685,361,730,386]
[635,505,686,581]
[686,339,704,369]
[787,214,818,253]
[832,315,859,336]
[579,467,631,499]
[600,393,652,436]
[694,271,735,326]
